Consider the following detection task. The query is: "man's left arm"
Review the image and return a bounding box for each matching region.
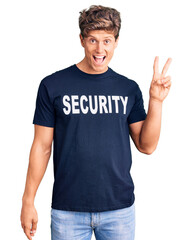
[129,56,172,154]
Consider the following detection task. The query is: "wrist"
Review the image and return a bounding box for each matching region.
[22,195,35,205]
[149,97,163,105]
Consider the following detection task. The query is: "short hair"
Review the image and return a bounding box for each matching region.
[79,5,121,41]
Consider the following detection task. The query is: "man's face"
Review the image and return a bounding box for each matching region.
[80,30,119,74]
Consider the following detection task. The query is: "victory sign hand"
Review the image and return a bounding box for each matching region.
[150,56,172,103]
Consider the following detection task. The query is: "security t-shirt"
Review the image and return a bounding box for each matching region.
[32,64,147,212]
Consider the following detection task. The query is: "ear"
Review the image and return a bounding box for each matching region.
[114,36,119,48]
[79,33,85,47]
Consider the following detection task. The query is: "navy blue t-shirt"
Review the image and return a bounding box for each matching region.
[32,64,147,212]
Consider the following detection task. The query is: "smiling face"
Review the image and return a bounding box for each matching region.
[77,30,119,74]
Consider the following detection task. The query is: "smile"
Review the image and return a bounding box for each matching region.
[93,55,106,65]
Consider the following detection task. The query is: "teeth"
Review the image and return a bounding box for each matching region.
[94,56,105,58]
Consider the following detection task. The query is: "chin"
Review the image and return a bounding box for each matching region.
[92,65,108,72]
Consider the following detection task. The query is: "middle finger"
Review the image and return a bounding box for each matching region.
[161,58,172,78]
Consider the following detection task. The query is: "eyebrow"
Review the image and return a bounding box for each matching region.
[87,35,114,39]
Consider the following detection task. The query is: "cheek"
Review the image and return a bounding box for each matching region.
[107,46,114,54]
[85,48,94,58]
[107,49,114,59]
[86,45,93,52]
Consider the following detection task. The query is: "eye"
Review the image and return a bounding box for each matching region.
[105,39,111,44]
[90,39,96,43]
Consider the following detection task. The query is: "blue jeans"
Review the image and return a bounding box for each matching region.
[50,202,135,240]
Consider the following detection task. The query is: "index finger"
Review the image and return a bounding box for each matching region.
[161,58,172,78]
[153,56,159,78]
[24,226,32,240]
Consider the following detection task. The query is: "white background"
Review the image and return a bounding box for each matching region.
[1,0,192,239]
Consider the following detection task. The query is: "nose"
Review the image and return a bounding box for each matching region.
[95,41,104,53]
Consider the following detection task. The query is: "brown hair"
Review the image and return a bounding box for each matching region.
[79,5,121,41]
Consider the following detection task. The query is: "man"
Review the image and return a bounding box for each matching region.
[20,5,172,240]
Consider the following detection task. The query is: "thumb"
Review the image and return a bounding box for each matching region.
[152,78,163,85]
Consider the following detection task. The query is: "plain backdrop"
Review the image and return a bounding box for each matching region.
[1,0,192,239]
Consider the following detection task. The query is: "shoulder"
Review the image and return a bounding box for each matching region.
[110,67,139,89]
[40,65,74,87]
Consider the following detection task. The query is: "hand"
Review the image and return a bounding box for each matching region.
[20,202,38,240]
[149,56,172,103]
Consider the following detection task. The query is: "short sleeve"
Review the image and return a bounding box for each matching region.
[32,80,55,128]
[127,83,147,125]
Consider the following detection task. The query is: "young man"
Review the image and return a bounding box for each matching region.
[20,5,172,240]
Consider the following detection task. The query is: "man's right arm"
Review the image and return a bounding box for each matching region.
[20,125,54,240]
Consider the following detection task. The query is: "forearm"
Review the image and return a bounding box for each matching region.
[22,141,51,204]
[139,98,162,154]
